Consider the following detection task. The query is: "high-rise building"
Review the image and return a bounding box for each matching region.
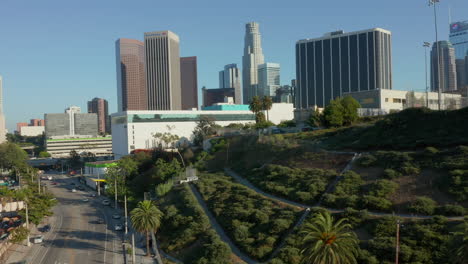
[180,56,198,110]
[296,28,393,109]
[45,106,98,138]
[242,22,265,103]
[88,98,110,134]
[258,63,280,97]
[219,64,242,104]
[449,21,468,59]
[144,31,182,110]
[0,76,5,143]
[202,87,235,107]
[430,41,457,92]
[116,38,147,112]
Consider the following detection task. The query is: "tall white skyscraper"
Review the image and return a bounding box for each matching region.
[242,22,265,103]
[219,64,242,104]
[0,76,5,143]
[258,63,280,97]
[144,31,182,110]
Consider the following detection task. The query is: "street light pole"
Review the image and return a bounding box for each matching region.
[124,195,128,234]
[25,202,30,247]
[429,0,442,110]
[395,220,400,264]
[424,42,431,108]
[114,178,118,209]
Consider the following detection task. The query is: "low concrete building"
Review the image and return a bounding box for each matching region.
[19,126,44,137]
[45,136,113,158]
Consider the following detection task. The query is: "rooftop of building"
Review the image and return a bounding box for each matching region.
[85,160,118,168]
[47,136,112,142]
[297,28,392,44]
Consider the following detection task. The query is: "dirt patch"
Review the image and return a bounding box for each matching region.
[277,152,353,172]
[350,165,384,181]
[390,169,460,212]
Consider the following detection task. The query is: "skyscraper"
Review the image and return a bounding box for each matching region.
[219,64,242,104]
[45,106,98,138]
[295,28,392,109]
[144,31,182,110]
[88,98,109,134]
[431,41,457,92]
[0,76,5,143]
[116,38,147,112]
[258,63,280,97]
[449,21,468,59]
[242,22,265,104]
[180,56,198,110]
[202,87,235,107]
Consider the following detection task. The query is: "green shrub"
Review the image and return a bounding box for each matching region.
[408,196,437,215]
[383,168,401,179]
[435,204,466,216]
[368,179,398,198]
[361,195,393,211]
[358,154,377,167]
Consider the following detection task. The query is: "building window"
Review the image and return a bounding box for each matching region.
[385,98,389,102]
[393,98,402,103]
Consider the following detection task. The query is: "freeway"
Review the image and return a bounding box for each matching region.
[7,172,125,264]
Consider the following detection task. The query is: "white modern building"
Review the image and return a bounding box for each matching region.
[243,22,265,103]
[343,89,467,115]
[111,105,294,158]
[45,136,113,158]
[20,126,45,137]
[0,76,6,144]
[258,63,280,97]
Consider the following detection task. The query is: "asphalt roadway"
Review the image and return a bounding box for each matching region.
[8,172,126,264]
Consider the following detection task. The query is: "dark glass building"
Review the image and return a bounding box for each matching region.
[202,87,235,107]
[295,28,392,108]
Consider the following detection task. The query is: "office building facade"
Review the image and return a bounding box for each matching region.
[30,119,45,126]
[144,31,182,110]
[431,41,457,92]
[180,56,198,110]
[219,64,242,104]
[116,38,147,111]
[258,63,280,97]
[45,106,98,138]
[449,21,468,59]
[0,76,5,143]
[202,87,235,107]
[87,97,110,134]
[295,28,393,109]
[242,22,265,103]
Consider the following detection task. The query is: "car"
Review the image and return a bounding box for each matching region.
[77,186,85,191]
[71,189,76,193]
[33,235,43,244]
[114,223,124,231]
[112,214,121,219]
[70,183,76,186]
[51,182,58,185]
[82,198,89,202]
[102,200,110,206]
[97,219,105,224]
[41,225,51,232]
[88,193,96,197]
[47,176,53,180]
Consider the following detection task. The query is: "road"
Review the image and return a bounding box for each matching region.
[7,172,125,264]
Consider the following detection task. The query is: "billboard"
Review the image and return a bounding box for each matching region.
[450,21,468,33]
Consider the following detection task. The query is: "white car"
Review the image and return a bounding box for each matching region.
[47,176,53,180]
[82,198,89,202]
[71,189,76,193]
[114,224,123,231]
[33,235,43,244]
[112,214,121,219]
[102,200,110,206]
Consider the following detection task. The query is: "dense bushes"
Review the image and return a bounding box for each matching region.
[196,173,300,261]
[247,164,338,204]
[158,185,231,264]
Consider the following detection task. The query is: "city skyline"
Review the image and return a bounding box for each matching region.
[1,0,468,131]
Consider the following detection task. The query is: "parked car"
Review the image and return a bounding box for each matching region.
[33,235,43,244]
[51,182,58,185]
[112,214,121,219]
[97,219,105,224]
[114,223,123,231]
[41,225,51,232]
[102,200,110,206]
[47,176,53,180]
[71,189,76,193]
[82,198,89,202]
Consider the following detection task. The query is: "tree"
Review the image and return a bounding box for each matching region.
[249,96,263,114]
[0,142,28,170]
[449,218,468,264]
[38,151,51,158]
[130,200,164,258]
[193,116,218,146]
[341,96,361,125]
[307,108,324,128]
[68,150,81,169]
[9,226,29,244]
[300,211,358,264]
[323,98,345,127]
[262,96,273,121]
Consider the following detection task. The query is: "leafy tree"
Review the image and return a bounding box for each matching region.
[307,108,324,128]
[130,200,164,257]
[68,150,81,169]
[262,96,273,121]
[278,120,296,128]
[0,142,28,170]
[9,226,29,244]
[341,96,361,125]
[193,116,218,146]
[449,219,468,264]
[38,151,51,158]
[409,196,437,215]
[155,180,173,197]
[300,211,358,264]
[323,98,345,127]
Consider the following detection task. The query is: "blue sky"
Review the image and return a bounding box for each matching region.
[1,0,467,132]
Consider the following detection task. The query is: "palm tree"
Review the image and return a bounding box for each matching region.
[261,96,273,121]
[249,96,263,114]
[300,211,358,264]
[130,200,164,258]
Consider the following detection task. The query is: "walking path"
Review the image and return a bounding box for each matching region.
[188,183,259,264]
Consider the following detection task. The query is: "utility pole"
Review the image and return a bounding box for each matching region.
[38,174,41,194]
[124,195,128,234]
[97,173,101,196]
[114,178,118,209]
[395,220,400,264]
[132,233,136,264]
[25,202,30,247]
